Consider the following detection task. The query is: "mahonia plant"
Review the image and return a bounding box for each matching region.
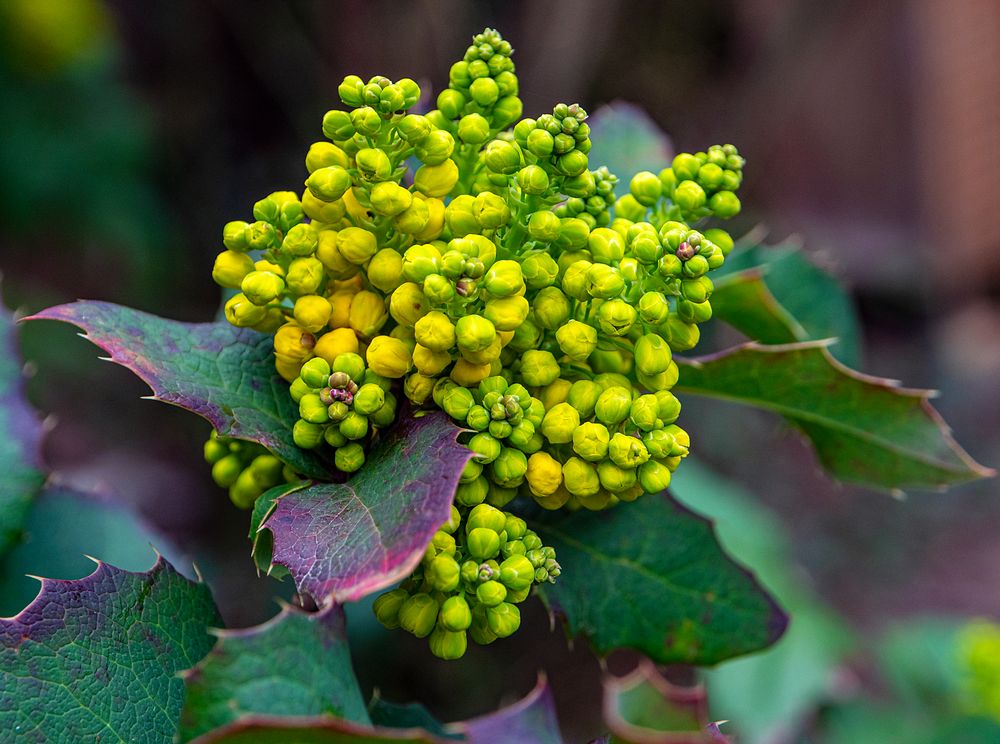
[207,28,743,658]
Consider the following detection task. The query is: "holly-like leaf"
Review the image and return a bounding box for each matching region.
[369,699,459,740]
[179,604,370,741]
[0,557,221,744]
[675,341,995,492]
[588,101,673,180]
[188,718,448,743]
[258,413,471,605]
[603,661,730,743]
[0,485,187,616]
[537,492,788,666]
[0,303,45,556]
[450,675,563,744]
[711,242,863,367]
[24,301,331,478]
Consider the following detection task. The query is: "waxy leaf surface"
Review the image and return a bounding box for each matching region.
[180,605,369,741]
[259,413,471,605]
[537,492,788,666]
[0,557,221,743]
[0,304,45,556]
[26,301,331,478]
[711,242,862,367]
[675,341,995,491]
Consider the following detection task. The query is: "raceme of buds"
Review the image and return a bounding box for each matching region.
[206,26,746,658]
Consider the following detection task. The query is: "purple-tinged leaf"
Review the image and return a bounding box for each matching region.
[675,341,995,492]
[448,675,563,744]
[0,557,221,744]
[179,604,370,741]
[603,661,731,743]
[0,304,45,556]
[188,717,448,743]
[24,301,332,479]
[537,492,788,666]
[259,413,471,605]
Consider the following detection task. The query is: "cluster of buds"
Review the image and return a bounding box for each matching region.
[290,354,397,473]
[372,503,559,659]
[203,432,297,508]
[207,27,746,653]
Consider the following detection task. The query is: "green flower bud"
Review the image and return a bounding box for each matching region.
[562,171,596,199]
[674,180,706,211]
[222,220,251,252]
[298,393,329,424]
[339,412,369,440]
[476,579,507,607]
[438,386,473,422]
[460,459,483,484]
[370,394,397,428]
[337,226,378,264]
[411,311,455,353]
[211,454,242,488]
[439,595,472,632]
[662,315,700,352]
[397,113,432,143]
[519,350,560,386]
[337,74,364,106]
[638,460,672,493]
[456,475,489,507]
[399,593,439,638]
[638,292,670,325]
[597,460,637,493]
[588,227,625,264]
[677,298,712,324]
[473,191,510,229]
[300,357,332,388]
[365,249,403,293]
[630,395,662,432]
[587,264,625,299]
[540,402,580,444]
[520,253,559,289]
[355,147,392,181]
[305,165,351,203]
[630,171,663,207]
[597,299,637,336]
[703,227,734,256]
[468,432,502,464]
[468,528,502,561]
[421,274,454,306]
[493,95,523,129]
[608,432,651,468]
[569,421,608,462]
[499,555,535,591]
[306,141,349,173]
[594,387,632,425]
[369,181,412,217]
[483,295,528,332]
[330,441,363,472]
[322,109,354,140]
[241,271,285,306]
[490,448,528,488]
[642,429,676,459]
[286,257,325,296]
[331,351,366,382]
[465,405,490,431]
[483,259,524,298]
[456,315,496,353]
[634,333,673,377]
[564,381,599,419]
[515,164,550,195]
[414,129,455,166]
[563,456,601,497]
[555,217,591,251]
[681,276,713,304]
[467,503,507,534]
[457,113,490,145]
[428,626,467,660]
[560,260,592,301]
[709,190,741,218]
[212,250,255,289]
[671,153,701,181]
[527,210,562,242]
[351,383,384,416]
[373,588,408,629]
[292,419,326,449]
[557,150,589,177]
[427,554,461,592]
[630,233,662,264]
[555,320,597,361]
[400,243,441,283]
[486,602,520,638]
[484,139,522,174]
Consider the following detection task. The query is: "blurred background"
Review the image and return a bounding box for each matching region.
[2,1,999,741]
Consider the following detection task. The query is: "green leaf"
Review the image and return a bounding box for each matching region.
[603,661,728,743]
[711,242,863,367]
[187,719,448,744]
[587,102,673,180]
[0,486,186,616]
[536,492,788,666]
[259,413,472,604]
[675,341,995,492]
[0,557,221,743]
[0,303,45,556]
[368,699,459,740]
[179,605,370,741]
[25,301,332,479]
[671,461,854,743]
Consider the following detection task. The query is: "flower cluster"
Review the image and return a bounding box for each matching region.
[203,432,296,508]
[206,27,744,656]
[372,503,559,659]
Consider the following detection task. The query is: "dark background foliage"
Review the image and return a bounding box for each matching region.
[2,0,998,740]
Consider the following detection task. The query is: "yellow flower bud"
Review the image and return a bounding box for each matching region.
[292,295,332,334]
[348,290,389,339]
[316,230,356,278]
[555,319,598,361]
[459,334,502,365]
[305,141,349,172]
[414,311,457,352]
[483,295,529,332]
[539,378,572,410]
[366,335,412,378]
[404,372,436,405]
[389,282,429,327]
[370,181,413,217]
[224,293,267,327]
[327,288,357,329]
[563,457,601,497]
[341,187,372,224]
[456,315,497,353]
[274,354,306,383]
[414,159,459,197]
[540,402,580,444]
[313,327,360,365]
[338,226,378,264]
[450,358,491,386]
[533,485,572,510]
[411,196,445,241]
[212,250,255,289]
[286,257,326,296]
[301,190,347,224]
[392,197,430,235]
[413,344,452,375]
[274,322,316,363]
[367,249,405,293]
[526,451,563,497]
